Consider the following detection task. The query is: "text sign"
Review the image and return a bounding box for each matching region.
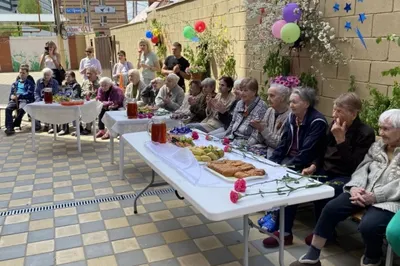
[65,8,86,14]
[94,6,116,14]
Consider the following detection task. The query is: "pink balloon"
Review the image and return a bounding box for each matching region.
[272,20,287,38]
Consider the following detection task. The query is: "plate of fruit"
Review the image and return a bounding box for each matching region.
[169,136,195,147]
[188,145,225,163]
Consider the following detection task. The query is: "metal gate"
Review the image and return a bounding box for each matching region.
[93,36,116,78]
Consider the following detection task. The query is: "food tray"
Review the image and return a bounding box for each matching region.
[60,101,84,106]
[205,166,266,182]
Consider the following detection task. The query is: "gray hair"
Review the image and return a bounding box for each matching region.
[128,69,141,79]
[166,73,180,84]
[291,87,316,107]
[42,67,53,76]
[379,109,400,128]
[234,78,243,89]
[201,78,216,89]
[269,83,291,103]
[86,66,98,75]
[99,77,113,86]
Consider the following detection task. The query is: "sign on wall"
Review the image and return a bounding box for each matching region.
[65,8,86,14]
[95,6,116,14]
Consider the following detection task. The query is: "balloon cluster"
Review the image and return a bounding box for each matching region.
[183,21,206,42]
[271,3,302,44]
[145,28,161,44]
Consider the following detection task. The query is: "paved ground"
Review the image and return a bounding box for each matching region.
[0,71,398,265]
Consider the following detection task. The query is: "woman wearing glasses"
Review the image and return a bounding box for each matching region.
[79,46,102,80]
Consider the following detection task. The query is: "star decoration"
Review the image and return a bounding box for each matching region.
[333,3,340,12]
[345,21,352,31]
[356,27,367,49]
[358,13,367,23]
[344,3,352,13]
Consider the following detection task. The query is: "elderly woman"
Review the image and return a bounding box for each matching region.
[223,78,267,145]
[155,73,184,112]
[188,77,235,133]
[249,83,291,157]
[290,109,400,266]
[209,78,243,138]
[137,39,160,85]
[125,69,146,106]
[96,77,125,140]
[34,68,59,132]
[171,80,205,123]
[262,92,375,248]
[112,50,133,86]
[141,77,165,106]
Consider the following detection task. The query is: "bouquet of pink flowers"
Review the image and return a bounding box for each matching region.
[270,75,300,89]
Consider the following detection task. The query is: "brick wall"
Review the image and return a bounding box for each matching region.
[108,0,400,117]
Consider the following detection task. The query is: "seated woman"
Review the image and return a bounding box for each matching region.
[58,71,82,136]
[155,73,184,112]
[188,77,235,133]
[34,67,59,132]
[224,78,267,146]
[249,83,291,157]
[262,92,375,248]
[96,77,125,140]
[172,80,205,123]
[125,69,146,106]
[141,77,164,106]
[290,109,400,266]
[387,211,400,256]
[209,78,243,138]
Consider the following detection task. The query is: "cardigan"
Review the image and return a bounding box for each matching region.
[344,139,400,213]
[97,85,125,109]
[155,84,185,112]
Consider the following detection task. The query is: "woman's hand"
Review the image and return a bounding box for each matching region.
[349,187,367,207]
[214,101,226,113]
[250,120,264,132]
[140,63,150,69]
[188,96,197,106]
[302,164,317,175]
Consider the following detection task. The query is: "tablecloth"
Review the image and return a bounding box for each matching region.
[24,100,103,125]
[102,111,181,137]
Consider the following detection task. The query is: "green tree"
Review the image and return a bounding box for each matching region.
[18,0,40,14]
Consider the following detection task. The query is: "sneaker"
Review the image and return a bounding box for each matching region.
[96,130,105,138]
[48,129,54,134]
[360,255,381,266]
[5,128,15,136]
[58,130,68,136]
[262,231,293,248]
[43,125,49,132]
[289,254,321,266]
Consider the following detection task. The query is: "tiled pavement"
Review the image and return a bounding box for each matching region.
[0,129,399,265]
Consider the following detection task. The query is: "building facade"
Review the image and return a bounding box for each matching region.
[61,0,127,35]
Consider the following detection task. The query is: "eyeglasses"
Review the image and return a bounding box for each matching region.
[85,51,92,53]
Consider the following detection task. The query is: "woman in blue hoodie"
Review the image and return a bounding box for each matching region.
[262,87,328,248]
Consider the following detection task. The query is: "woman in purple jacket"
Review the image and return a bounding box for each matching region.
[96,77,125,140]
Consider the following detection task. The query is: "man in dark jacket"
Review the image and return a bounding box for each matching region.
[5,65,35,136]
[263,92,375,248]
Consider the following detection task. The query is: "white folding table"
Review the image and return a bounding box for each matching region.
[24,100,103,152]
[119,132,334,266]
[102,110,181,163]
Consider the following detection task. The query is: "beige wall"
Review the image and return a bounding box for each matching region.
[107,0,400,117]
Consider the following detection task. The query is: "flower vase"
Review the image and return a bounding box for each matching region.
[190,72,203,81]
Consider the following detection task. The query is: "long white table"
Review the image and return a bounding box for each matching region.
[24,100,103,152]
[120,132,334,266]
[102,110,181,163]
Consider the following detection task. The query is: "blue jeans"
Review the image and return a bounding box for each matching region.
[277,171,350,234]
[315,193,394,260]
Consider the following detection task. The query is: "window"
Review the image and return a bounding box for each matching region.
[100,16,107,25]
[84,16,89,23]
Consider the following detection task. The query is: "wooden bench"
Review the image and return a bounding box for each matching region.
[352,211,394,266]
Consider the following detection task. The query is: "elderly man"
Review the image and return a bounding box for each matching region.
[155,73,184,112]
[75,66,100,136]
[262,92,375,248]
[290,109,400,266]
[4,65,35,136]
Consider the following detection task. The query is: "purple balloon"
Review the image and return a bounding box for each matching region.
[283,3,302,22]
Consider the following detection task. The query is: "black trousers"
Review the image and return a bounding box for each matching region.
[5,101,25,130]
[314,193,394,259]
[98,108,107,130]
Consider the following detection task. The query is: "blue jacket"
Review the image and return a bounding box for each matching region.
[35,78,59,102]
[269,107,328,170]
[9,79,35,103]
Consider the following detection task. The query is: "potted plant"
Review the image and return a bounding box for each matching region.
[183,45,207,81]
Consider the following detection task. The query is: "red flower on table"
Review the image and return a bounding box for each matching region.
[230,190,242,203]
[234,178,247,193]
[223,137,230,145]
[205,135,212,141]
[223,145,232,152]
[192,131,199,140]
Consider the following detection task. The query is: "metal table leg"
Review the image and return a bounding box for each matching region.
[31,118,36,151]
[279,206,285,266]
[53,124,57,140]
[92,121,96,142]
[76,117,81,153]
[119,135,124,180]
[133,170,168,214]
[386,244,394,266]
[243,214,250,266]
[110,134,114,164]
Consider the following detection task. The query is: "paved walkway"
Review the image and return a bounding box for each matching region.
[0,72,398,266]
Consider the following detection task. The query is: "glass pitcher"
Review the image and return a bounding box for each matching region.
[43,87,53,104]
[126,98,138,119]
[148,117,167,143]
